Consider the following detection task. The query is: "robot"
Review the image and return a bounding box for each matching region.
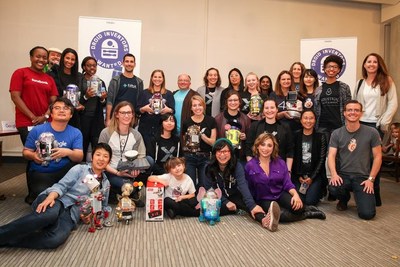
[197,187,222,226]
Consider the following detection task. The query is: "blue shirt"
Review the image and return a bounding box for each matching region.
[25,123,83,173]
[174,89,190,134]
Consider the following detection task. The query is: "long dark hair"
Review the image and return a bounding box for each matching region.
[60,48,79,77]
[226,68,244,92]
[206,139,236,183]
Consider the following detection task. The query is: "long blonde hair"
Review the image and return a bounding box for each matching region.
[108,101,136,134]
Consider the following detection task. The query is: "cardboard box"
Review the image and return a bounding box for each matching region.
[146,181,164,221]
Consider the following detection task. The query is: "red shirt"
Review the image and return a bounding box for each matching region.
[9,67,58,127]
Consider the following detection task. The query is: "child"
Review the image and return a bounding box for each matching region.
[148,157,199,219]
[383,122,400,156]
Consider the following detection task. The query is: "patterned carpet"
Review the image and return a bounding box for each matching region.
[0,173,400,267]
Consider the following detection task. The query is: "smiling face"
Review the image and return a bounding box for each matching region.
[246,74,258,91]
[344,102,362,123]
[324,62,341,79]
[30,48,48,72]
[303,73,316,88]
[83,59,97,76]
[207,69,219,87]
[123,56,136,73]
[116,105,134,126]
[260,77,270,90]
[51,101,73,122]
[363,55,378,75]
[162,116,176,133]
[279,73,292,90]
[170,163,185,179]
[257,138,274,159]
[291,64,302,79]
[263,100,278,120]
[215,145,232,166]
[63,52,76,71]
[300,111,316,131]
[177,74,191,89]
[48,51,61,66]
[191,99,204,116]
[226,93,240,112]
[151,71,164,89]
[229,70,241,87]
[91,148,111,173]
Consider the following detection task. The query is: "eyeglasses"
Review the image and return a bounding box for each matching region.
[216,149,231,155]
[53,106,71,111]
[325,65,339,70]
[119,111,133,116]
[228,99,240,102]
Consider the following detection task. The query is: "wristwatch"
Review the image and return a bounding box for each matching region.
[44,114,50,120]
[368,176,375,182]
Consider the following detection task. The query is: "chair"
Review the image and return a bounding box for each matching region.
[382,139,400,182]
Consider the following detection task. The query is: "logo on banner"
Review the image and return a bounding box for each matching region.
[90,30,130,75]
[310,48,346,82]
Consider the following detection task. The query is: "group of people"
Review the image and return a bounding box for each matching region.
[0,46,397,249]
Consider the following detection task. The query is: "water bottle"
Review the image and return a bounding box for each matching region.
[87,75,99,96]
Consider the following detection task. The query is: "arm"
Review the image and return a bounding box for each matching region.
[51,148,83,163]
[328,147,343,186]
[10,91,47,125]
[288,188,303,210]
[286,158,293,173]
[23,147,44,164]
[201,128,217,146]
[36,191,59,213]
[309,134,327,180]
[105,104,112,126]
[361,145,382,194]
[379,79,398,132]
[148,175,169,186]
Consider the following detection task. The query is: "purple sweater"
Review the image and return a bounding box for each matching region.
[245,157,295,201]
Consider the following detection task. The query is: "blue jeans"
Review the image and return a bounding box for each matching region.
[184,153,209,189]
[328,174,376,220]
[0,194,75,249]
[294,178,322,206]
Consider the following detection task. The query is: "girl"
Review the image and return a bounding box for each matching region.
[197,67,224,117]
[220,68,245,111]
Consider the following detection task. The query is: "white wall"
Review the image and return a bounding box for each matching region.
[0,0,382,155]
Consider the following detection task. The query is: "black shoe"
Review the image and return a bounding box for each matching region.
[327,193,337,201]
[305,205,320,212]
[336,201,348,211]
[24,195,35,205]
[166,209,176,219]
[305,210,326,220]
[0,194,6,201]
[133,199,145,208]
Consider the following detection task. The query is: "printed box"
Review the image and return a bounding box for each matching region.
[146,181,164,221]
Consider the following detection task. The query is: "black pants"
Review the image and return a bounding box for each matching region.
[164,197,199,217]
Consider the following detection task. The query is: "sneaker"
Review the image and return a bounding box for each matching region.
[24,195,35,205]
[336,201,348,211]
[262,201,280,232]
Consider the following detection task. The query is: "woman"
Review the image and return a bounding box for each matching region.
[197,67,224,117]
[299,69,319,110]
[138,69,175,144]
[245,133,326,223]
[182,95,217,188]
[270,70,302,132]
[354,53,398,206]
[9,46,58,144]
[240,72,267,121]
[98,101,149,198]
[214,90,251,162]
[146,113,181,175]
[290,62,305,92]
[292,110,327,206]
[259,75,273,96]
[0,143,112,249]
[205,138,280,231]
[79,56,108,160]
[245,99,294,172]
[220,68,245,111]
[47,48,83,128]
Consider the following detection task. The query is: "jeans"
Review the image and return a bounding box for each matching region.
[164,197,199,217]
[328,174,376,220]
[293,178,322,206]
[184,153,209,189]
[0,194,75,249]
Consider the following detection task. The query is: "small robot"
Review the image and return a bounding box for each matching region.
[115,182,143,225]
[35,132,59,166]
[197,187,222,226]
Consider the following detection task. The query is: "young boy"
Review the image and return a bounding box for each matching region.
[383,122,400,156]
[148,157,198,219]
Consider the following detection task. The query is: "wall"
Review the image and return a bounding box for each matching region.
[0,0,382,155]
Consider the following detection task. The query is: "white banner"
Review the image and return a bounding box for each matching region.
[300,37,357,89]
[78,16,142,86]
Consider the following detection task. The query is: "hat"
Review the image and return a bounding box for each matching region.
[212,138,233,152]
[48,47,62,54]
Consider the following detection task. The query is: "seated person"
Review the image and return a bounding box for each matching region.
[23,97,83,204]
[204,138,276,231]
[292,110,327,206]
[0,143,112,249]
[382,122,400,156]
[148,157,198,219]
[98,101,150,205]
[146,113,181,175]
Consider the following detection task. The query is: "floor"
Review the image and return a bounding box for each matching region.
[0,171,400,267]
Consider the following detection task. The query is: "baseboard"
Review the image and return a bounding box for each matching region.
[1,156,26,164]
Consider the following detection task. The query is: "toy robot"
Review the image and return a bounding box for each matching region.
[197,187,222,226]
[115,182,143,225]
[35,132,59,166]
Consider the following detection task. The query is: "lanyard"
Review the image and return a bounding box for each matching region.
[119,133,129,160]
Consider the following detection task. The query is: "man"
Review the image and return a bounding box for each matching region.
[43,47,62,72]
[106,53,143,126]
[173,74,199,135]
[23,97,83,204]
[328,100,382,220]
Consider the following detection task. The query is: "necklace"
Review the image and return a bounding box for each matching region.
[119,133,129,160]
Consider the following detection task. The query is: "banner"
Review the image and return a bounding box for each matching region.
[78,16,142,86]
[300,37,357,89]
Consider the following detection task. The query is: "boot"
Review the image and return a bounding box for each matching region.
[304,206,326,220]
[279,209,306,222]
